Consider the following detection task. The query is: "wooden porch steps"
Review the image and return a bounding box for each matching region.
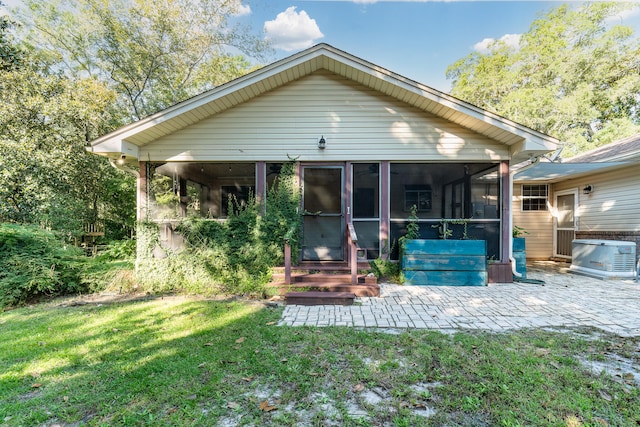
[268,263,380,301]
[285,291,356,306]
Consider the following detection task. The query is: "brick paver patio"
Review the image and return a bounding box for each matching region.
[280,262,640,336]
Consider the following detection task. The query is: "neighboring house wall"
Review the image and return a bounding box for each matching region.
[512,184,554,260]
[142,71,510,163]
[553,167,640,232]
[554,166,640,250]
[515,164,640,260]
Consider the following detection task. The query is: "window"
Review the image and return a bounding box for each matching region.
[521,184,548,211]
[404,185,432,212]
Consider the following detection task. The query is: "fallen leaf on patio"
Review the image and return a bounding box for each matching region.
[227,402,239,409]
[598,390,612,401]
[352,384,365,393]
[266,321,276,326]
[235,337,245,344]
[259,400,277,412]
[31,383,42,388]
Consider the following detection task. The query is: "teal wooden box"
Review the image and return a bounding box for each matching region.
[402,239,487,286]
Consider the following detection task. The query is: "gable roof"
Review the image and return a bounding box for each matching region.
[88,44,559,162]
[564,133,640,163]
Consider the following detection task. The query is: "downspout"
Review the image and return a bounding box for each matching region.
[509,166,522,279]
[509,156,543,278]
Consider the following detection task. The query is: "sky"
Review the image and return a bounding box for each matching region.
[3,1,640,93]
[238,0,640,92]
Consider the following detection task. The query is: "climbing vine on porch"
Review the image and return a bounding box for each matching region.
[135,159,302,296]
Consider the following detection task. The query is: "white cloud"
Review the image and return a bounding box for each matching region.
[234,3,251,17]
[473,33,521,54]
[264,6,324,51]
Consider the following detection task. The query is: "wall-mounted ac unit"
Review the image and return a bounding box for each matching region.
[570,239,636,279]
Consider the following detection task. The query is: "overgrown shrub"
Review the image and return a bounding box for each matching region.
[135,159,302,297]
[0,223,86,307]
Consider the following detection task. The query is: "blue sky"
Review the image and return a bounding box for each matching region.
[3,0,639,93]
[240,1,640,92]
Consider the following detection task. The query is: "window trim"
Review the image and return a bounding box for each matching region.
[521,184,549,211]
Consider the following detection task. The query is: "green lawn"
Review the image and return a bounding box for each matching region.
[1,296,638,426]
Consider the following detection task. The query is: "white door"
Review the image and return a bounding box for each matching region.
[554,190,578,258]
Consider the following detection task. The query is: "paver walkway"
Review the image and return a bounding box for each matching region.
[280,262,640,337]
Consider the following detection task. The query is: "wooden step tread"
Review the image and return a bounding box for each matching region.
[285,291,356,306]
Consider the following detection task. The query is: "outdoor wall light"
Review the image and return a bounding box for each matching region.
[318,136,326,149]
[118,154,126,165]
[583,184,593,195]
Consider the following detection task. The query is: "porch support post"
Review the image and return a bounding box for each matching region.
[380,161,390,260]
[500,160,511,263]
[256,161,266,214]
[138,161,147,220]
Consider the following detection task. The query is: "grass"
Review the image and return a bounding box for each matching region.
[1,297,638,426]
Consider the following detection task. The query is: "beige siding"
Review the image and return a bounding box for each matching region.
[141,71,509,162]
[553,166,640,232]
[512,184,554,259]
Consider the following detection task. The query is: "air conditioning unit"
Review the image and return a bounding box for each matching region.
[570,239,636,279]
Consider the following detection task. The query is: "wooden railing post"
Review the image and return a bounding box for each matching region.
[284,241,291,285]
[348,223,358,285]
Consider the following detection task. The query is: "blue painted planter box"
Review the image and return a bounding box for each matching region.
[402,239,487,286]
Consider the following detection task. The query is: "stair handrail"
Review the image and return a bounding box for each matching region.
[347,223,359,285]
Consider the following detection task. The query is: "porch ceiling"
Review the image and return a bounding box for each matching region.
[89,44,559,161]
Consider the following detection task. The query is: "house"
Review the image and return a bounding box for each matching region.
[88,44,559,284]
[513,134,640,261]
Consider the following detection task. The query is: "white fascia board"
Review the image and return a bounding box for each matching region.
[88,138,139,160]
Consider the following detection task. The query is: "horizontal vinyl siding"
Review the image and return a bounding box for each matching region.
[553,166,640,232]
[141,71,509,162]
[512,185,554,259]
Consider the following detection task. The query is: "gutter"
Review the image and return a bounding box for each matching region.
[109,156,140,178]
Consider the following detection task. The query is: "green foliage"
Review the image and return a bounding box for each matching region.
[260,158,302,265]
[136,160,302,297]
[370,258,401,283]
[447,2,640,155]
[0,223,85,307]
[404,204,420,241]
[0,27,136,238]
[512,225,529,238]
[18,0,271,120]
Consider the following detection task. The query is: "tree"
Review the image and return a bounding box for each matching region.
[0,28,135,238]
[446,3,640,156]
[18,0,271,121]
